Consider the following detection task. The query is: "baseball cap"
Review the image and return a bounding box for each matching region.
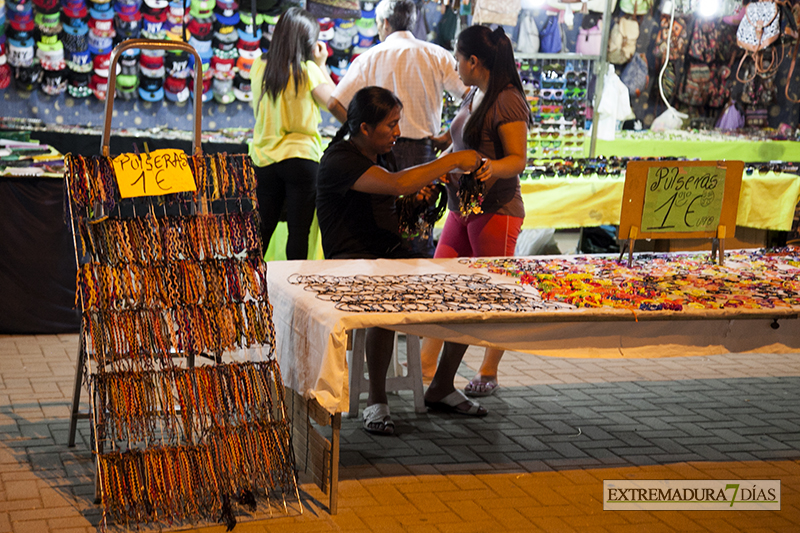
[235,54,253,79]
[34,10,62,32]
[119,53,138,75]
[13,62,41,90]
[210,54,234,79]
[213,4,238,25]
[116,72,138,99]
[67,69,91,97]
[138,74,164,100]
[41,67,67,94]
[165,50,190,78]
[237,37,259,59]
[187,15,214,38]
[90,72,109,99]
[87,30,114,55]
[36,35,65,70]
[164,73,189,101]
[7,37,34,67]
[66,49,92,71]
[232,71,250,101]
[62,1,89,18]
[189,73,212,101]
[318,18,334,41]
[212,75,233,103]
[88,16,116,37]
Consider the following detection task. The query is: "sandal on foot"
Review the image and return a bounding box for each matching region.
[425,390,488,417]
[363,403,395,436]
[464,377,499,398]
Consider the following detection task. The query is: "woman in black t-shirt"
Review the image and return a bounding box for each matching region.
[316,86,489,435]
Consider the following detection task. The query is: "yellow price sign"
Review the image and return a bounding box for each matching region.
[112,149,197,198]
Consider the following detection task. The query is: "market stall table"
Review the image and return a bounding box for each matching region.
[267,253,800,512]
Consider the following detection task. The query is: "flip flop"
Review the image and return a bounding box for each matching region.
[425,390,488,417]
[363,403,395,436]
[464,377,499,398]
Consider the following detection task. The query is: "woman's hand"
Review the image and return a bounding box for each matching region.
[455,150,483,173]
[313,42,329,67]
[474,158,493,182]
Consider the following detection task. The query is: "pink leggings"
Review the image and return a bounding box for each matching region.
[435,210,523,259]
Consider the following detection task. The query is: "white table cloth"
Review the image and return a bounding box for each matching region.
[267,257,800,414]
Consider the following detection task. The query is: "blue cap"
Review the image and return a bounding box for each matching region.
[89,6,114,19]
[139,85,164,101]
[62,20,89,36]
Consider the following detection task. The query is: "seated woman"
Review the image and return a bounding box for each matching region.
[316,86,489,436]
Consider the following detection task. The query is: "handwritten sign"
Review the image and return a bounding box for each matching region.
[619,160,743,242]
[112,149,196,198]
[641,165,725,233]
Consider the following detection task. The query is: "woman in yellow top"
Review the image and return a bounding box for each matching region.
[250,7,335,259]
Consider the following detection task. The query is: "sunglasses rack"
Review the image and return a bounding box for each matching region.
[520,58,595,169]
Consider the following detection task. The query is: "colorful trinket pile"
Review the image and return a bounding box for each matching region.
[470,249,800,312]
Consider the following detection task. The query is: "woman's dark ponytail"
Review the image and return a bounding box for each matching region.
[457,25,529,150]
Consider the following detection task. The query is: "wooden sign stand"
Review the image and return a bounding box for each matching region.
[618,160,744,266]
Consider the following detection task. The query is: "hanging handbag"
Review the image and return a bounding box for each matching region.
[653,14,688,64]
[619,52,649,97]
[517,10,540,54]
[620,0,653,15]
[539,15,563,54]
[607,17,639,64]
[576,17,603,55]
[688,19,719,64]
[735,0,782,81]
[678,62,713,106]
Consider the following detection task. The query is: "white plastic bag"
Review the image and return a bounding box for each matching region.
[650,107,688,131]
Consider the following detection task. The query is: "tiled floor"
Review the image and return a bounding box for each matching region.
[0,333,799,532]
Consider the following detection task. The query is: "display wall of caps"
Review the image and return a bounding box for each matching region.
[0,0,380,104]
[522,58,595,160]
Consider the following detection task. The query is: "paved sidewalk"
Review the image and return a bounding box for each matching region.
[0,334,799,532]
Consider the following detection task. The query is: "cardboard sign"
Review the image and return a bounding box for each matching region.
[641,165,726,233]
[112,149,196,198]
[620,160,744,241]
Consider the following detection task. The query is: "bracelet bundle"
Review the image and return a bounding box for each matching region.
[457,171,485,217]
[396,183,447,239]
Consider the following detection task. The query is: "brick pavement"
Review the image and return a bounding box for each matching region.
[0,334,798,532]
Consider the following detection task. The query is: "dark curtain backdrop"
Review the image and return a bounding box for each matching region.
[0,177,80,334]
